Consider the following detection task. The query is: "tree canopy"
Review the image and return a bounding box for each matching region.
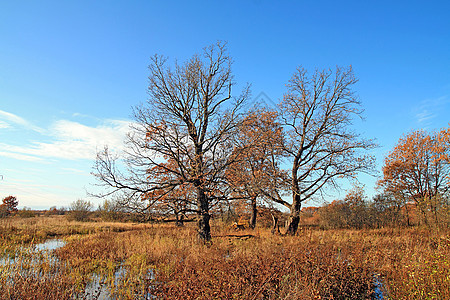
[270,66,377,234]
[94,42,250,241]
[378,127,450,225]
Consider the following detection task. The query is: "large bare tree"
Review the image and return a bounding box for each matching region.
[93,42,250,241]
[270,66,376,235]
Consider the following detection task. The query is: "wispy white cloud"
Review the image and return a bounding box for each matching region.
[60,167,89,174]
[416,110,435,123]
[34,119,130,160]
[0,111,131,162]
[0,109,45,133]
[0,150,45,162]
[414,95,449,127]
[0,121,10,129]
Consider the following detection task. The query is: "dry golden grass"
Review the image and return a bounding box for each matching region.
[0,217,449,299]
[0,215,151,245]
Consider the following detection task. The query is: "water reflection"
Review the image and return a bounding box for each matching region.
[34,239,66,251]
[1,239,156,299]
[0,239,64,266]
[373,274,385,299]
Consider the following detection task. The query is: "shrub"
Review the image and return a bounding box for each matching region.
[97,199,124,221]
[67,199,93,221]
[0,204,8,218]
[18,207,36,218]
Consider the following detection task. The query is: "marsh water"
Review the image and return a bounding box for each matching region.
[1,239,155,299]
[2,239,384,299]
[34,238,66,251]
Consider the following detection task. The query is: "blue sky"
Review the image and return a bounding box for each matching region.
[1,0,449,209]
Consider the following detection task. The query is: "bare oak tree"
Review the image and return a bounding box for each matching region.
[93,42,250,241]
[271,66,376,235]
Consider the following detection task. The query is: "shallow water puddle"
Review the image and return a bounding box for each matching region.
[34,238,66,251]
[82,266,156,299]
[373,274,385,299]
[1,239,65,264]
[2,239,157,299]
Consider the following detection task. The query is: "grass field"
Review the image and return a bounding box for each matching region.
[0,216,449,299]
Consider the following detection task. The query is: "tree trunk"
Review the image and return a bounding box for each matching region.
[404,202,411,226]
[175,213,184,227]
[286,193,301,235]
[197,188,211,242]
[271,214,280,235]
[420,205,428,226]
[249,195,257,229]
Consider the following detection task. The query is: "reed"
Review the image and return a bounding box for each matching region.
[0,216,448,299]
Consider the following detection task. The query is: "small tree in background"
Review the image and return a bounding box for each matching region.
[379,127,450,226]
[68,199,93,221]
[98,199,133,222]
[319,200,351,229]
[226,108,285,229]
[1,196,18,217]
[18,207,36,218]
[319,185,375,229]
[372,192,403,227]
